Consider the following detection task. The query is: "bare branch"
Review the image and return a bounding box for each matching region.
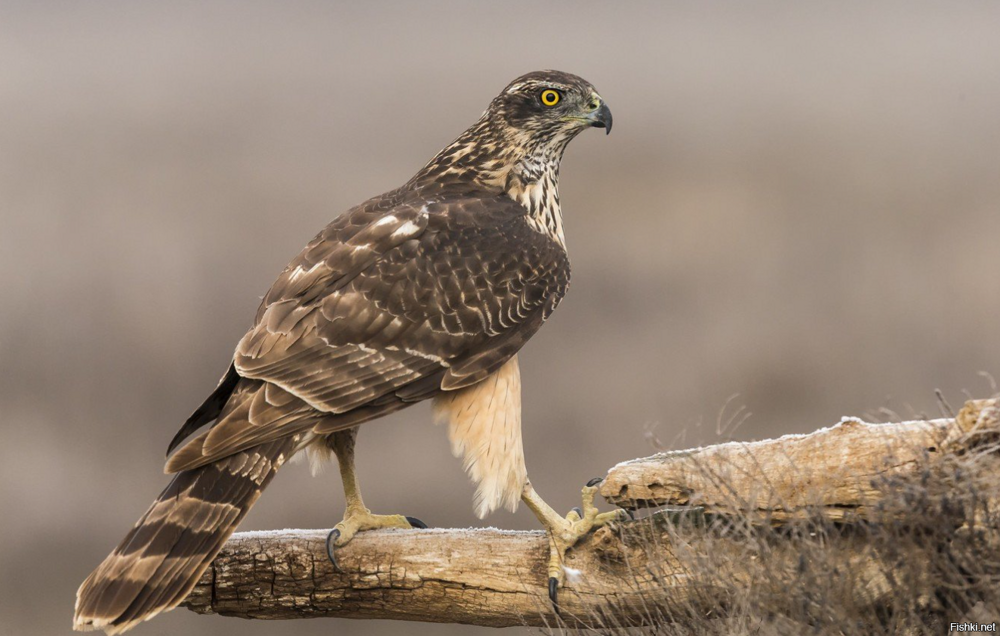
[179,398,1000,628]
[602,398,1000,522]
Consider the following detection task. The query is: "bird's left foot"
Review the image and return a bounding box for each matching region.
[325,509,427,571]
[526,478,630,614]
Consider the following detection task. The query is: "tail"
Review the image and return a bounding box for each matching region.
[73,437,295,634]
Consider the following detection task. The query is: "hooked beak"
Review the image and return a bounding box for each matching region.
[589,101,612,135]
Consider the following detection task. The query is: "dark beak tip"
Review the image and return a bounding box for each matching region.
[591,103,612,135]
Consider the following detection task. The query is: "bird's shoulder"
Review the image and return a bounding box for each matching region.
[228,185,571,405]
[256,186,570,324]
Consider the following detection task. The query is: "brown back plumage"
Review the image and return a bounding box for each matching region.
[74,70,605,634]
[73,437,295,634]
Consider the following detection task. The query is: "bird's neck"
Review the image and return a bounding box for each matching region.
[504,156,565,247]
[411,116,569,247]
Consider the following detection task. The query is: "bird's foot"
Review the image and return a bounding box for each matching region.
[533,478,631,614]
[325,508,427,571]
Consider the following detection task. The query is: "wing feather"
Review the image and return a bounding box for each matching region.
[170,193,569,469]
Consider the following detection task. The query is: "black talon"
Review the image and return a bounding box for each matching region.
[548,576,561,615]
[325,528,341,572]
[405,516,428,529]
[570,507,583,519]
[586,477,604,487]
[622,508,635,520]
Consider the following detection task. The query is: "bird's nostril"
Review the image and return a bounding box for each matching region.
[588,102,599,111]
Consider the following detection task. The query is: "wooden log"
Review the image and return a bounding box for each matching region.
[601,399,1000,522]
[177,398,1000,628]
[181,522,901,627]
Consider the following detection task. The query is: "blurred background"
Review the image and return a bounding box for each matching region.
[2,1,999,634]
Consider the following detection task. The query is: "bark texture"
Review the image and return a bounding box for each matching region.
[179,398,1000,628]
[602,398,1000,522]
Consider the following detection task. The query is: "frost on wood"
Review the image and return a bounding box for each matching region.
[602,398,1000,522]
[184,525,691,627]
[180,398,1000,628]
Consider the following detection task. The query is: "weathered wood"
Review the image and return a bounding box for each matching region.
[184,527,635,627]
[181,523,901,627]
[178,398,1000,627]
[601,398,1000,522]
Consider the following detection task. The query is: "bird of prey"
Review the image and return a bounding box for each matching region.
[74,69,618,634]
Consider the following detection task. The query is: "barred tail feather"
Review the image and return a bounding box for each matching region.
[73,437,295,634]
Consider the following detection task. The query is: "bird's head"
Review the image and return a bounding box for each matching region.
[413,70,610,196]
[486,70,612,140]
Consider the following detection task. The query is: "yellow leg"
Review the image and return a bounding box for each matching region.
[521,478,629,611]
[325,429,424,570]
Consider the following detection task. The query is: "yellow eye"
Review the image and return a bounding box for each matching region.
[540,89,561,107]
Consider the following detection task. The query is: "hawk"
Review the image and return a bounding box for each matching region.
[74,70,618,634]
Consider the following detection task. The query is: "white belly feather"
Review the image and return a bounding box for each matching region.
[432,355,526,518]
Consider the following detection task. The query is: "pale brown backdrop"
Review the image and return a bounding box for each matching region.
[2,2,1000,635]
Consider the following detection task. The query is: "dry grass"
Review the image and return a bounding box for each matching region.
[551,415,1000,635]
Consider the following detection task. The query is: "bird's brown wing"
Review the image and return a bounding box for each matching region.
[168,193,569,470]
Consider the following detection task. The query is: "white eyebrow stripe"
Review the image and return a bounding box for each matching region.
[504,81,574,94]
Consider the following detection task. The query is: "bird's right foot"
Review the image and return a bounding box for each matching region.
[325,508,427,571]
[522,478,631,615]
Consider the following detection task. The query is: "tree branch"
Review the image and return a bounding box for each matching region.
[601,398,1000,522]
[180,398,1000,628]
